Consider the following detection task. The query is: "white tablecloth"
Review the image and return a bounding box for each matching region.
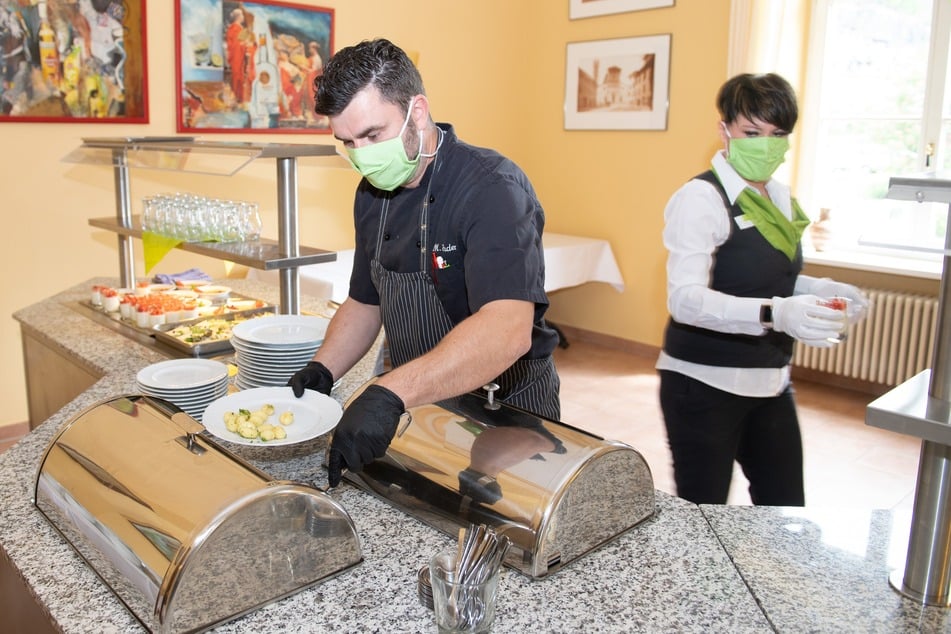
[247,232,624,302]
[541,232,624,293]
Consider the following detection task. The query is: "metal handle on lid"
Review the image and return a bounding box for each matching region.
[482,383,500,410]
[172,412,207,455]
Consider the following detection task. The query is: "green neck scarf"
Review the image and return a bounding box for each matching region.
[711,167,810,259]
[736,188,810,260]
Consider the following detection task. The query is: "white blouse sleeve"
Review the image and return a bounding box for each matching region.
[663,178,769,335]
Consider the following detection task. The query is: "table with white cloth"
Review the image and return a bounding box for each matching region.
[246,232,625,304]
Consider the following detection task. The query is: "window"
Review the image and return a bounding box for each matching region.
[798,0,948,262]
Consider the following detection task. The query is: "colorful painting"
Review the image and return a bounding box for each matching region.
[0,0,148,122]
[175,0,333,133]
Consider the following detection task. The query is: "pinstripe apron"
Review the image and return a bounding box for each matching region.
[369,163,561,420]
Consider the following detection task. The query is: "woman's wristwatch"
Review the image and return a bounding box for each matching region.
[760,302,773,329]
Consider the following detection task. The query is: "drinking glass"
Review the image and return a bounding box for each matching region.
[821,297,851,343]
[141,195,155,232]
[220,201,243,242]
[240,202,263,241]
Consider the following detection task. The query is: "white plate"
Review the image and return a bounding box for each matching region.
[231,338,324,354]
[235,355,312,372]
[202,387,342,446]
[233,347,318,364]
[139,389,227,408]
[238,366,297,383]
[232,315,329,347]
[136,376,229,393]
[136,359,229,390]
[136,383,228,401]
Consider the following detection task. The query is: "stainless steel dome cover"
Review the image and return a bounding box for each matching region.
[34,394,362,633]
[343,384,656,579]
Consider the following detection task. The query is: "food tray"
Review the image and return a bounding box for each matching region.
[82,291,270,334]
[153,305,278,356]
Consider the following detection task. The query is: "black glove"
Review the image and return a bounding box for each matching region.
[288,361,334,397]
[327,384,404,487]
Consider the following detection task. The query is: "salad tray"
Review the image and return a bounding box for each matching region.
[153,306,277,356]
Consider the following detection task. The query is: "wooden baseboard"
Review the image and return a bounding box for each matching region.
[0,421,28,443]
[0,422,29,453]
[551,323,659,358]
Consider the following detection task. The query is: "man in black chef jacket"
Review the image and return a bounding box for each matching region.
[288,38,560,487]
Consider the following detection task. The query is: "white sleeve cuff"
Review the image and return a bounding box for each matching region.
[723,296,771,334]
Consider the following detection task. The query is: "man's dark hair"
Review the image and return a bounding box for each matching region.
[314,38,425,117]
[716,73,798,132]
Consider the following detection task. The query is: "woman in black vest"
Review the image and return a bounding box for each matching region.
[657,73,869,506]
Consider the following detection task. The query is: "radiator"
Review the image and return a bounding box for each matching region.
[792,288,939,386]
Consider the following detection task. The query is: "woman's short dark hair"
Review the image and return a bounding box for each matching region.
[716,73,798,131]
[314,38,425,116]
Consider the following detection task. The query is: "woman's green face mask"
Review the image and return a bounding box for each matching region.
[723,123,789,182]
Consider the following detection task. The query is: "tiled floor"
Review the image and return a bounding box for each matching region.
[0,339,924,510]
[552,338,922,510]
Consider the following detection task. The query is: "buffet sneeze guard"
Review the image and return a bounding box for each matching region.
[343,383,657,579]
[33,395,362,633]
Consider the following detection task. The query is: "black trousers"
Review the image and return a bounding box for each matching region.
[658,370,805,506]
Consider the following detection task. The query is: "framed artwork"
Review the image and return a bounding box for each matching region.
[175,0,333,134]
[569,0,675,20]
[0,0,148,123]
[564,34,671,131]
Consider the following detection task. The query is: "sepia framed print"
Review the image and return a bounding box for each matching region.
[176,0,333,134]
[564,34,670,131]
[0,0,148,123]
[569,0,675,20]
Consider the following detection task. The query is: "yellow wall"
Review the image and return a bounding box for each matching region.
[0,0,730,427]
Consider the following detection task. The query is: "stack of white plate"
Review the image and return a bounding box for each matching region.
[135,359,230,421]
[231,315,330,390]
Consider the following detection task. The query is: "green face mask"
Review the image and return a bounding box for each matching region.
[346,101,421,191]
[725,133,789,183]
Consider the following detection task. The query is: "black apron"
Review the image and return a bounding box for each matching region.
[369,153,560,420]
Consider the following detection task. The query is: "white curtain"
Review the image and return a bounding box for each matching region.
[727,0,808,90]
[728,0,811,186]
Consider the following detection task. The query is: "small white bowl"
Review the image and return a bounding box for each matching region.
[164,289,199,300]
[197,285,231,301]
[173,279,209,289]
[225,299,264,312]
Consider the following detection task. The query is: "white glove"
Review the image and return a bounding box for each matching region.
[807,278,870,322]
[771,295,845,348]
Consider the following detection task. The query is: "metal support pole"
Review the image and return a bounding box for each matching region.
[893,202,951,605]
[112,149,135,288]
[276,156,300,315]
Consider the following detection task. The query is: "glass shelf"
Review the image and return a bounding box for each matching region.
[88,216,336,270]
[69,137,344,314]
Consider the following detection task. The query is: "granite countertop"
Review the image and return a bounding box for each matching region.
[4,278,951,632]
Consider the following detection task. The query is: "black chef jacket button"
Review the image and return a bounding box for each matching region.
[429,196,435,203]
[416,241,421,248]
[384,233,390,240]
